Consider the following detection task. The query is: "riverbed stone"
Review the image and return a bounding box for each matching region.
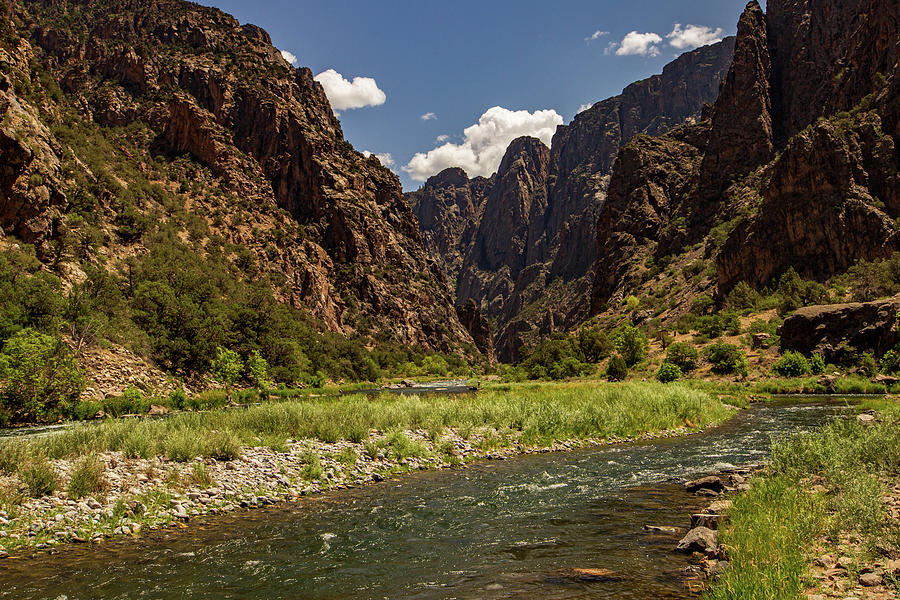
[859,573,882,587]
[675,527,718,554]
[685,476,725,494]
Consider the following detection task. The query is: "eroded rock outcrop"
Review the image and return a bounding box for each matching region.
[778,296,900,363]
[5,0,476,356]
[411,39,735,360]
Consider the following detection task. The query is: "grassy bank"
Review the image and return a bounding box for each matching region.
[706,403,900,599]
[0,382,734,555]
[1,382,731,470]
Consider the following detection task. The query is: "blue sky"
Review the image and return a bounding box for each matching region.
[200,0,756,190]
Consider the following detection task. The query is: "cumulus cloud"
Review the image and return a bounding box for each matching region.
[314,69,386,111]
[403,106,563,181]
[667,24,725,50]
[435,134,450,143]
[615,31,663,57]
[585,30,609,43]
[280,50,299,66]
[420,112,437,121]
[576,103,593,115]
[362,151,395,168]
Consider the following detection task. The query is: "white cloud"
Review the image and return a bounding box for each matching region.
[420,112,437,121]
[604,42,618,55]
[576,103,593,115]
[403,106,563,181]
[585,30,609,43]
[615,31,663,57]
[280,50,298,66]
[435,134,450,143]
[314,69,386,111]
[362,151,395,168]
[666,24,725,50]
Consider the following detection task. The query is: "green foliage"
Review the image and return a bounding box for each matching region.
[726,281,761,311]
[624,295,640,312]
[606,355,628,381]
[775,268,829,315]
[858,352,878,377]
[881,349,900,375]
[809,353,826,375]
[21,458,58,498]
[656,362,682,383]
[690,295,714,316]
[520,334,594,380]
[772,351,810,377]
[246,350,270,390]
[66,454,107,499]
[577,327,613,362]
[704,342,749,377]
[666,342,700,373]
[0,328,85,419]
[211,347,243,394]
[614,325,648,367]
[696,315,725,339]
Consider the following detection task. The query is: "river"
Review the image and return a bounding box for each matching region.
[0,400,849,599]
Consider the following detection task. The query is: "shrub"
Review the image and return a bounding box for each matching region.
[690,295,714,316]
[858,352,878,377]
[666,342,700,373]
[772,351,810,377]
[656,362,683,383]
[810,353,826,375]
[246,350,270,390]
[0,328,85,419]
[705,342,749,377]
[726,281,761,311]
[880,349,900,375]
[66,454,107,499]
[211,347,243,397]
[776,268,829,315]
[696,315,725,339]
[189,462,214,488]
[203,429,242,461]
[548,356,594,381]
[614,325,648,367]
[307,370,327,388]
[21,458,58,497]
[168,388,188,411]
[577,327,613,362]
[606,355,628,381]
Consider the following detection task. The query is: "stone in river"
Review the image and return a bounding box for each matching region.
[675,527,718,554]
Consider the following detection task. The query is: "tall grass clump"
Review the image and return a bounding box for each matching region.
[66,454,107,499]
[707,406,900,600]
[21,458,58,497]
[12,382,730,462]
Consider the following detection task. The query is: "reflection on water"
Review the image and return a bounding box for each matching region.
[0,401,849,599]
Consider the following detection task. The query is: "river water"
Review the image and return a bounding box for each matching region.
[0,400,849,599]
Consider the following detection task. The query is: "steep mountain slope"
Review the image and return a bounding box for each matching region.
[0,0,478,389]
[590,0,900,321]
[409,39,735,360]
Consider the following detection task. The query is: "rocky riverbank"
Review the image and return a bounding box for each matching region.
[0,423,708,560]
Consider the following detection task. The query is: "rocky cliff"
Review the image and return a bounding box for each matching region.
[590,0,900,319]
[411,39,735,360]
[1,0,477,369]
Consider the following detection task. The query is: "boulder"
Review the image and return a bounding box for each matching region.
[778,296,900,364]
[685,476,725,494]
[675,527,718,554]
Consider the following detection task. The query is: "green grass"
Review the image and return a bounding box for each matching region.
[706,403,900,599]
[0,382,732,468]
[66,454,107,499]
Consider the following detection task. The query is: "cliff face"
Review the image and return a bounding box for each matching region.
[2,0,476,357]
[590,0,900,319]
[410,39,735,360]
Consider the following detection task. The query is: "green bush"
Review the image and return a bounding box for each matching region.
[666,342,700,373]
[696,315,725,339]
[606,355,628,381]
[772,351,810,377]
[0,328,85,420]
[858,352,878,377]
[776,268,829,315]
[246,350,270,390]
[656,362,683,383]
[614,325,648,367]
[726,281,761,311]
[880,349,900,375]
[810,353,826,375]
[212,347,243,396]
[705,342,749,377]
